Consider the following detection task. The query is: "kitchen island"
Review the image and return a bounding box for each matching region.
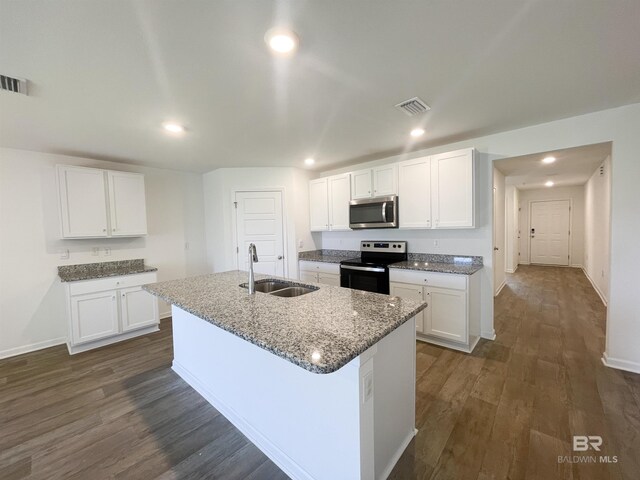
[144,271,427,480]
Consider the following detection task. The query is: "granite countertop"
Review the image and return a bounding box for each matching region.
[389,260,483,275]
[58,259,157,282]
[298,249,359,264]
[143,271,427,374]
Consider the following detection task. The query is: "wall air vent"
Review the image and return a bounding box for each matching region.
[395,96,430,116]
[0,75,28,95]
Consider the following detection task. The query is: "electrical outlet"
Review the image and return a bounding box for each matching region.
[185,242,190,251]
[91,247,99,256]
[362,372,374,403]
[434,240,439,247]
[298,239,304,249]
[59,249,69,259]
[104,247,111,256]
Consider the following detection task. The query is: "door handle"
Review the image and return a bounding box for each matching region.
[381,202,387,222]
[277,255,283,260]
[494,247,499,251]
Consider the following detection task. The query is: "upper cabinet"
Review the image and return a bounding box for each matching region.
[309,174,351,232]
[398,156,431,229]
[431,148,475,228]
[57,165,148,239]
[107,171,148,236]
[350,165,398,200]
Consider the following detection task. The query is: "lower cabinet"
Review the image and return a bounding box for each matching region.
[299,261,341,286]
[390,269,481,353]
[65,272,159,354]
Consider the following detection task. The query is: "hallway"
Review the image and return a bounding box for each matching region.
[391,265,640,480]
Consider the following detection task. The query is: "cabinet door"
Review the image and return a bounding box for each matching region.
[57,165,108,238]
[328,174,351,231]
[317,272,341,286]
[398,157,431,228]
[300,271,318,283]
[373,164,398,196]
[70,290,119,344]
[120,286,159,332]
[108,171,148,236]
[351,169,372,199]
[424,286,467,343]
[309,178,329,231]
[431,148,475,228]
[390,282,425,333]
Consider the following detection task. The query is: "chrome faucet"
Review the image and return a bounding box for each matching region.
[247,243,259,294]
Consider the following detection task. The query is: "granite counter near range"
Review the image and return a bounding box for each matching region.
[58,259,157,282]
[297,249,359,264]
[143,270,426,374]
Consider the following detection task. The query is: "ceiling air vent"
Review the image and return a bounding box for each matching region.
[0,75,28,95]
[395,96,430,116]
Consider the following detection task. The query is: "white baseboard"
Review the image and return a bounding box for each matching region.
[602,352,640,375]
[580,267,608,306]
[506,265,518,274]
[378,428,417,480]
[67,325,159,355]
[172,361,314,480]
[494,279,507,297]
[0,337,66,360]
[481,329,496,341]
[159,310,172,319]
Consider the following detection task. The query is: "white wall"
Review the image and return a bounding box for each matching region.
[517,185,585,267]
[584,155,611,304]
[320,102,640,373]
[505,185,519,273]
[493,168,506,294]
[0,148,208,358]
[203,167,316,278]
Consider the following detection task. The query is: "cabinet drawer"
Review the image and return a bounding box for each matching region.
[68,272,158,296]
[298,261,340,275]
[389,269,467,290]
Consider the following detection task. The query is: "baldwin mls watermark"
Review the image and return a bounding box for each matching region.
[557,436,618,464]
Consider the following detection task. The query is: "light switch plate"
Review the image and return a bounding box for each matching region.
[59,249,69,259]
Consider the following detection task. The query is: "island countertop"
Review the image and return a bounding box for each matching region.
[143,270,427,374]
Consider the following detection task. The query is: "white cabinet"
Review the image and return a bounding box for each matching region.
[350,165,398,200]
[390,282,425,332]
[390,268,481,353]
[398,157,431,228]
[431,148,475,228]
[70,290,120,344]
[57,165,148,238]
[65,272,159,353]
[107,171,148,236]
[299,260,341,286]
[57,165,109,238]
[373,164,398,197]
[309,178,329,231]
[309,174,351,232]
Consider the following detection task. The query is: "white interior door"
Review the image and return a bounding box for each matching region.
[530,200,570,265]
[235,191,285,276]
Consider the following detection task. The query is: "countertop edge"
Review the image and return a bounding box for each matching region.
[59,267,158,283]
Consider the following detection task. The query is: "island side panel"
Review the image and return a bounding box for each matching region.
[373,317,417,478]
[170,305,372,480]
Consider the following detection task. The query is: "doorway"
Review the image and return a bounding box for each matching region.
[234,190,286,276]
[529,199,571,265]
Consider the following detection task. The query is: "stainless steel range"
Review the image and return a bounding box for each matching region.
[340,241,407,294]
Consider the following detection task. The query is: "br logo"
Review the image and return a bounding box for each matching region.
[573,435,602,452]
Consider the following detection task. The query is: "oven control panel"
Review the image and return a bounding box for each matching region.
[360,241,407,253]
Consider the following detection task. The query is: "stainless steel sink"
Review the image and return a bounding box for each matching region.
[239,279,318,297]
[268,286,316,298]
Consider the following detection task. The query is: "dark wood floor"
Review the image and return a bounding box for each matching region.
[1,265,639,479]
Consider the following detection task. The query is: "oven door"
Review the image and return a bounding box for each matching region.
[340,265,390,294]
[349,195,398,229]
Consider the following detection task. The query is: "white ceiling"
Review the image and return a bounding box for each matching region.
[495,142,611,190]
[1,1,639,173]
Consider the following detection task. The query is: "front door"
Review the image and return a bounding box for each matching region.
[235,191,285,276]
[530,200,570,265]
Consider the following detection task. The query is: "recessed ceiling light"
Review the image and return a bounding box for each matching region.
[545,181,554,187]
[163,122,184,134]
[265,28,298,54]
[542,156,556,164]
[304,158,315,166]
[410,128,425,137]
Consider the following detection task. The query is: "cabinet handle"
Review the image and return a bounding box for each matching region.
[102,229,106,232]
[122,293,126,297]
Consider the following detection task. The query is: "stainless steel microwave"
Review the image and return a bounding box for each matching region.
[349,195,398,229]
